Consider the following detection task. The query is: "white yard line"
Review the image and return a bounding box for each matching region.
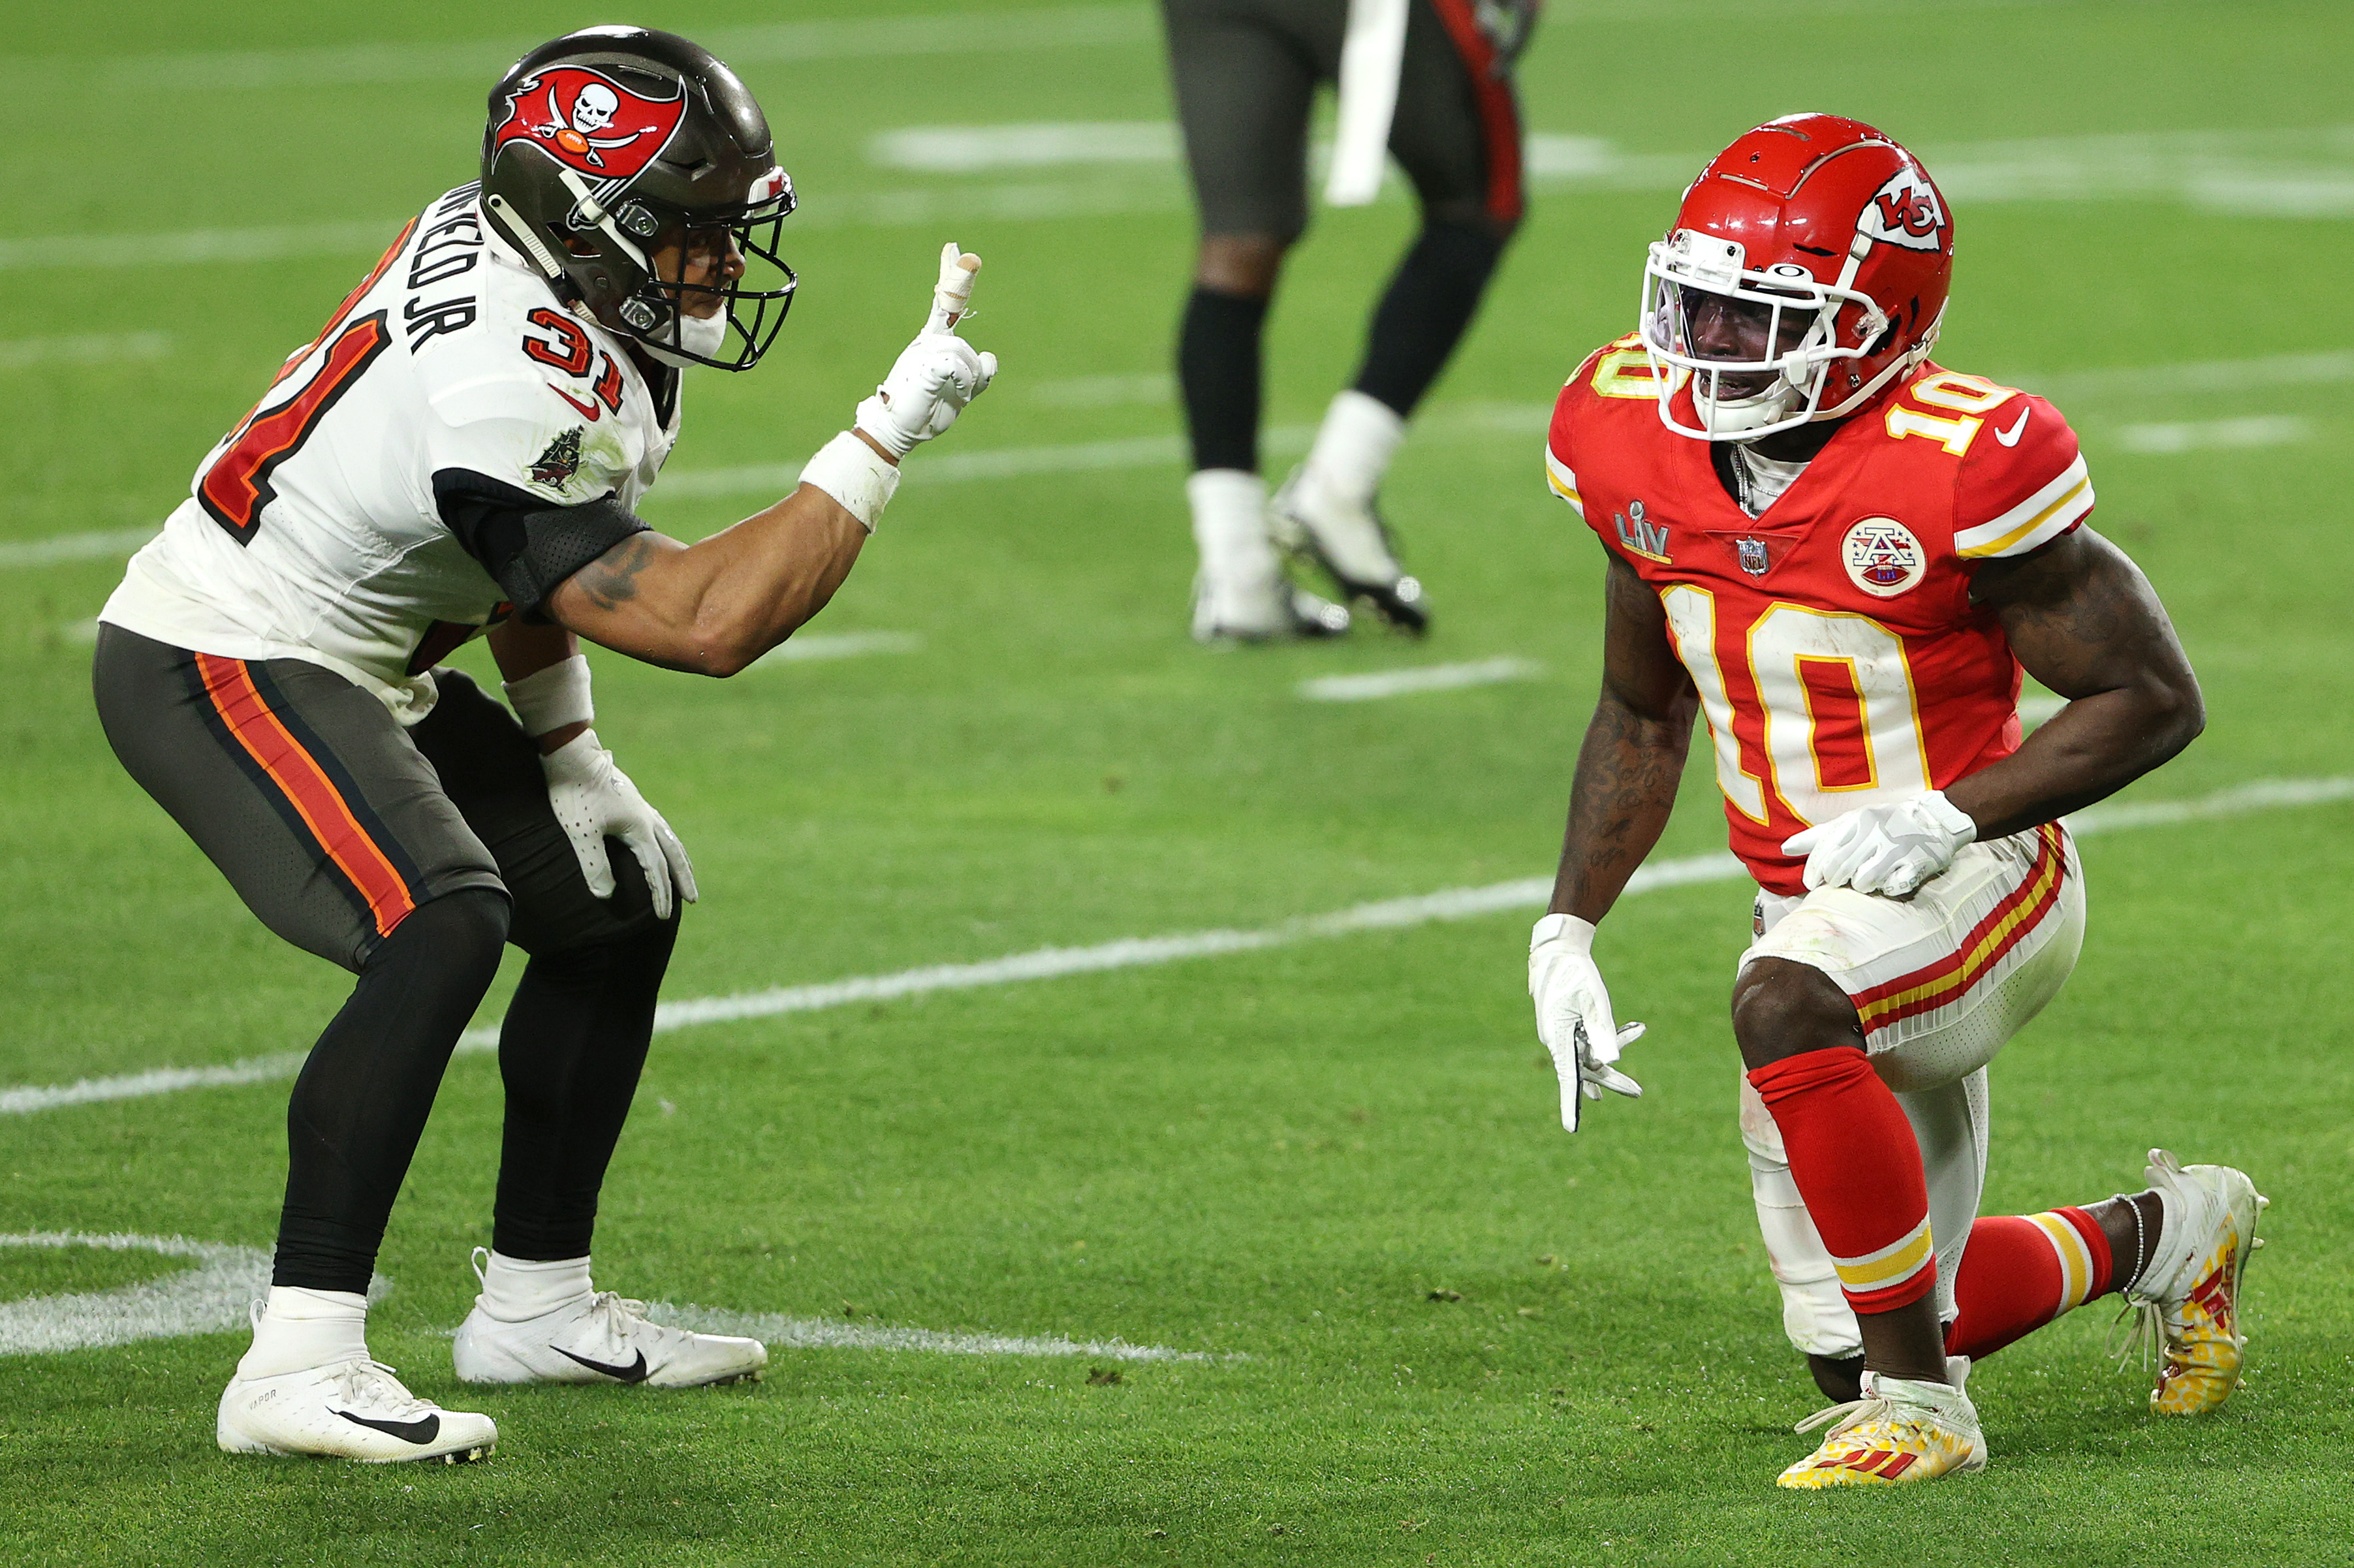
[0,527,158,570]
[870,123,1179,174]
[0,1232,273,1356]
[2021,350,2354,401]
[22,122,2352,275]
[2115,415,2314,454]
[653,428,1315,503]
[751,631,924,666]
[84,7,1157,92]
[644,1302,1215,1362]
[0,1230,1208,1362]
[7,340,2344,569]
[1299,658,1541,702]
[0,331,170,370]
[7,776,2348,1120]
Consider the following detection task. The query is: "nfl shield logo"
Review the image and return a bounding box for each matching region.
[1737,538,1770,576]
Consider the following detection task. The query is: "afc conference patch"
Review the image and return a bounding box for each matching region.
[1841,516,1926,598]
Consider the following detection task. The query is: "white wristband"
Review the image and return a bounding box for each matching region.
[503,653,592,736]
[1530,912,1597,956]
[801,430,901,532]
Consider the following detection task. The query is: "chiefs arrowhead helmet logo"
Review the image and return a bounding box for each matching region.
[1857,168,1949,253]
[491,67,687,183]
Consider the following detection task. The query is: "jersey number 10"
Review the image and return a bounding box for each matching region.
[1660,585,1933,828]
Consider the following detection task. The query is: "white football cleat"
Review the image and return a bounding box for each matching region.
[1189,569,1351,644]
[1268,466,1428,635]
[454,1285,768,1389]
[1777,1364,1985,1488]
[217,1357,495,1464]
[2118,1148,2267,1415]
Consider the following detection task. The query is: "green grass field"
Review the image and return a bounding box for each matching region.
[7,1,2354,1561]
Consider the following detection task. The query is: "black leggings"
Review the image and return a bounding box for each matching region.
[95,627,679,1292]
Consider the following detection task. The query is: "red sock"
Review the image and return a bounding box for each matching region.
[1945,1208,2114,1360]
[1748,1048,1936,1315]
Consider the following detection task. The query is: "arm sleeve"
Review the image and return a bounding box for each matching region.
[1953,394,2095,560]
[432,469,648,621]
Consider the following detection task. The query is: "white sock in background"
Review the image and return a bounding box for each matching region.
[1186,468,1279,586]
[1300,390,1406,510]
[475,1251,594,1323]
[236,1285,369,1377]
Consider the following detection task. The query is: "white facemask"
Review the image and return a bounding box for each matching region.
[638,308,730,368]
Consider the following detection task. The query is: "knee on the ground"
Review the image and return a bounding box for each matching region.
[1731,958,1864,1070]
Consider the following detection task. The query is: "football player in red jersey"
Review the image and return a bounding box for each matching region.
[1530,115,2266,1486]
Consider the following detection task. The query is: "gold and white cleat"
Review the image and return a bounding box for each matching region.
[1777,1369,1986,1489]
[2119,1148,2267,1415]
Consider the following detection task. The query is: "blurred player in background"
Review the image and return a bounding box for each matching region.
[91,26,994,1463]
[1527,115,2265,1487]
[1163,0,1536,641]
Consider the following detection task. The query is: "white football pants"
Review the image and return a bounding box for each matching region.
[1735,825,2088,1357]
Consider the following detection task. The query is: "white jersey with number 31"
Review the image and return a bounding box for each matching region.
[101,183,681,723]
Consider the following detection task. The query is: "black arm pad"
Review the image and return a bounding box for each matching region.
[432,469,650,621]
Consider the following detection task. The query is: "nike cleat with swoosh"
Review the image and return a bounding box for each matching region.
[453,1269,768,1389]
[217,1358,496,1464]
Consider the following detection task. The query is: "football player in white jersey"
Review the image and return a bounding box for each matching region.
[93,27,996,1464]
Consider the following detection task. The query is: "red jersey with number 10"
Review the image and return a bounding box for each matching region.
[1545,336,2097,895]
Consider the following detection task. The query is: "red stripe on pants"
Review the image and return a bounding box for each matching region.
[195,653,416,938]
[1422,0,1526,224]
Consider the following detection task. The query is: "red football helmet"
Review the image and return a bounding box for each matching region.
[1637,114,1953,440]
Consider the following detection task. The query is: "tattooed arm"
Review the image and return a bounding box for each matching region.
[1945,525,2205,838]
[1548,554,1702,922]
[543,482,869,676]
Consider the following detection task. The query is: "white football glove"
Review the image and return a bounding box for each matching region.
[541,730,698,922]
[1529,913,1645,1133]
[1781,791,1977,898]
[854,242,999,460]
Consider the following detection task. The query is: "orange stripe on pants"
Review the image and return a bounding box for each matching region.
[195,653,416,938]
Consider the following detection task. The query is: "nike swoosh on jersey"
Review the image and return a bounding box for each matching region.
[1994,405,2032,446]
[336,1409,442,1443]
[557,1345,651,1383]
[546,384,603,421]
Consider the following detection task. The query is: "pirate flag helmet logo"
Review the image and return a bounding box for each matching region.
[491,67,688,185]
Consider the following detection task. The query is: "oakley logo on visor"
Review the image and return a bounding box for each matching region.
[1858,170,1947,252]
[492,67,687,181]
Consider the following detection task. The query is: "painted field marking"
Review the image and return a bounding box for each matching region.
[84,7,1157,92]
[2116,415,2314,454]
[0,331,170,370]
[651,427,1315,505]
[18,119,2352,275]
[0,1233,266,1355]
[0,1232,381,1356]
[870,123,1178,174]
[0,1231,1207,1363]
[2018,692,2067,726]
[8,776,2349,1120]
[0,527,159,571]
[8,343,2346,569]
[644,1301,1215,1363]
[1299,658,1542,702]
[752,631,924,666]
